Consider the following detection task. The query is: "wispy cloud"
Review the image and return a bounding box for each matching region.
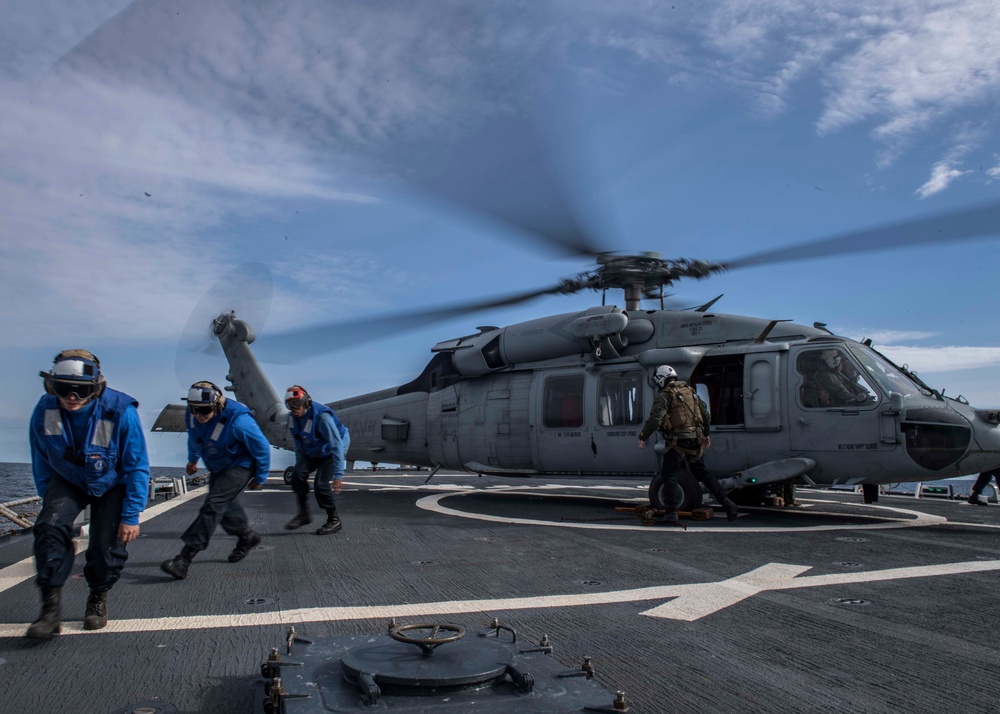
[837,328,939,344]
[835,325,1000,373]
[876,345,1000,373]
[677,1,1000,182]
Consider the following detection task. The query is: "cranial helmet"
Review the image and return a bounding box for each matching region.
[184,381,225,415]
[652,365,678,388]
[820,349,841,369]
[40,349,106,402]
[284,385,311,410]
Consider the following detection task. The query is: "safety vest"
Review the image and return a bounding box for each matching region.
[289,403,347,459]
[659,381,704,437]
[188,399,254,473]
[32,388,138,496]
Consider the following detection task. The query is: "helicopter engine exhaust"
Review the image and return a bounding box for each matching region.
[437,306,637,376]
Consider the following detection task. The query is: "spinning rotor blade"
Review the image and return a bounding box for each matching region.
[725,201,1000,271]
[175,263,273,387]
[252,283,570,364]
[409,114,606,259]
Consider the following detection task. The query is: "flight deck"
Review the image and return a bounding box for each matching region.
[2,471,999,713]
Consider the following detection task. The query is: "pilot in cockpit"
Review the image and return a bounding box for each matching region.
[804,349,870,407]
[811,349,870,407]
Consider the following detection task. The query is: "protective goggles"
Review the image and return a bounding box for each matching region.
[189,404,215,416]
[285,397,306,409]
[53,381,98,400]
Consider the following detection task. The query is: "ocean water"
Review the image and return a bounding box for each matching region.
[0,462,190,503]
[0,462,37,502]
[0,461,986,503]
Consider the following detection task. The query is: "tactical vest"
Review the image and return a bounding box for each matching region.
[659,381,704,437]
[188,399,254,473]
[33,388,138,496]
[289,403,347,459]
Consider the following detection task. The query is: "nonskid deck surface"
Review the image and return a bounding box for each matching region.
[2,472,1000,713]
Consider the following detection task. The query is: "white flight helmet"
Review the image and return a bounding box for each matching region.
[820,349,841,369]
[652,365,678,388]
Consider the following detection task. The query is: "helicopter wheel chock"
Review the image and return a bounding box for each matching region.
[649,471,703,513]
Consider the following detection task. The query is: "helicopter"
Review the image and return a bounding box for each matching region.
[140,2,1000,514]
[152,202,1000,514]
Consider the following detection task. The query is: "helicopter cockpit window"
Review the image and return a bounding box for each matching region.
[598,371,643,427]
[798,347,878,408]
[543,375,584,429]
[847,344,933,399]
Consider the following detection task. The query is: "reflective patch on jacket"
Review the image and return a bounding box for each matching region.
[43,409,63,436]
[92,418,114,448]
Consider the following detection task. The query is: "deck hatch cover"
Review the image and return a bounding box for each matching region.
[253,622,627,712]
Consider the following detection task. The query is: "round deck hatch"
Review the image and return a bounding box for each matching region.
[341,634,513,692]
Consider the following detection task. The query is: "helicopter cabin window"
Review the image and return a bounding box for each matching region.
[797,347,878,408]
[598,371,643,427]
[543,375,584,429]
[690,355,745,426]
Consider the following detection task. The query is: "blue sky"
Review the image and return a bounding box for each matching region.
[1,0,999,467]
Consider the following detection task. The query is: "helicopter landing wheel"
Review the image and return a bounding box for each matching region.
[283,467,294,486]
[649,471,703,513]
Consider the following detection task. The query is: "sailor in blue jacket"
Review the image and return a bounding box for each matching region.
[283,385,350,535]
[161,381,270,580]
[27,350,150,639]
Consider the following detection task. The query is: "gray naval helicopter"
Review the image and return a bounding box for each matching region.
[154,203,1000,513]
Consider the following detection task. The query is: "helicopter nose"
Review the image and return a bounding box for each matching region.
[960,411,1000,473]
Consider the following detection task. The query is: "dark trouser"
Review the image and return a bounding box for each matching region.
[660,438,730,514]
[290,455,336,510]
[180,466,254,551]
[972,469,1000,497]
[33,474,128,591]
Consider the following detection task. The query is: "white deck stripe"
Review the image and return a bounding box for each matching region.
[2,558,999,637]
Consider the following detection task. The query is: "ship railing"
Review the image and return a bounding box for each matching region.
[0,496,42,531]
[149,475,189,500]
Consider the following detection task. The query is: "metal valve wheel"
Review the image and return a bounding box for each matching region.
[388,623,466,653]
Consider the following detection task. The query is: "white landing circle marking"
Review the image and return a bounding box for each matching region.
[415,491,948,533]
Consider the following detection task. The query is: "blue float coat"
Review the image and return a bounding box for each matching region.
[29,390,151,525]
[187,399,271,483]
[290,404,350,479]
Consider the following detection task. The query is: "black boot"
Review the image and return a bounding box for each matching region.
[83,589,109,631]
[25,587,61,640]
[968,492,986,506]
[161,546,198,580]
[706,477,739,522]
[228,530,262,563]
[285,495,312,530]
[316,508,342,535]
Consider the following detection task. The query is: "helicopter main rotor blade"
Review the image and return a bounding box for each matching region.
[725,201,1000,271]
[409,111,606,259]
[252,283,571,363]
